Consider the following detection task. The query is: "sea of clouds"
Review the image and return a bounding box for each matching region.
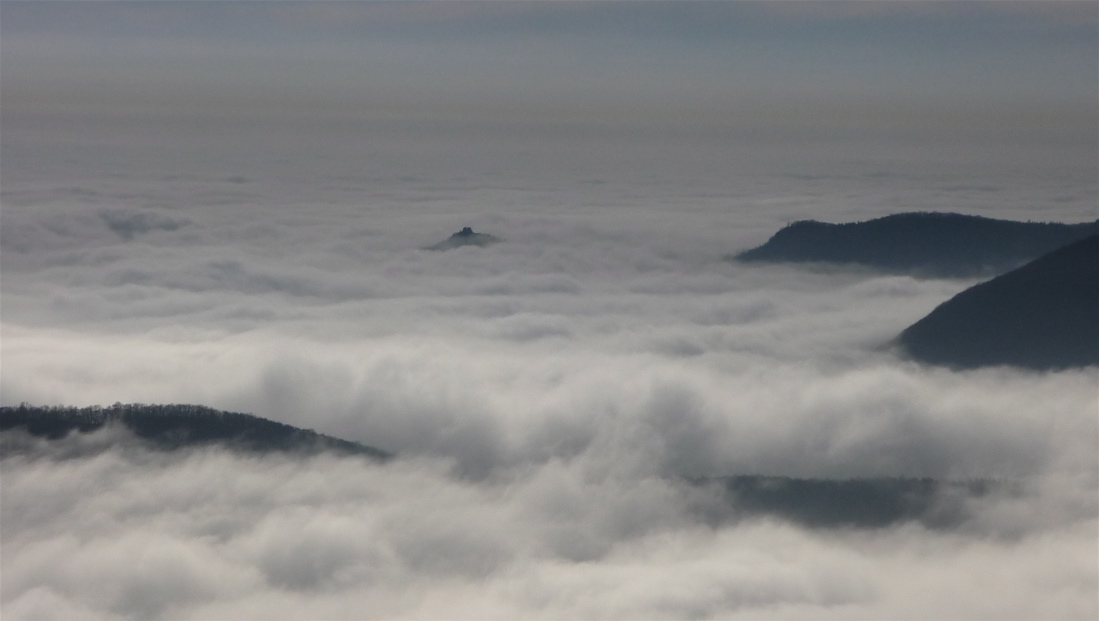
[2,116,1096,619]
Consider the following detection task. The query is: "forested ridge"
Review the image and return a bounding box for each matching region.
[712,475,1007,529]
[735,212,1097,277]
[3,405,1013,530]
[899,235,1098,369]
[0,403,390,459]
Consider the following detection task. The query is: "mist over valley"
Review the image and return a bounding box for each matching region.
[2,3,1096,619]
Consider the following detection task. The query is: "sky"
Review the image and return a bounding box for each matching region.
[2,2,1096,139]
[1,2,1097,619]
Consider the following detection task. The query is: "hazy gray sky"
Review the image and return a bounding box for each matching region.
[3,1,1095,142]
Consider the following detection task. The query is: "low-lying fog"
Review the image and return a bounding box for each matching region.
[2,117,1096,619]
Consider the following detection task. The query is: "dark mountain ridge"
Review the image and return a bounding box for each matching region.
[709,475,1008,529]
[898,235,1099,370]
[0,403,390,459]
[425,226,501,251]
[734,212,1097,277]
[3,404,1010,530]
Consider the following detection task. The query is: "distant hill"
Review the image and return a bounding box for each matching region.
[898,235,1098,370]
[0,403,390,459]
[712,475,1007,529]
[3,405,1018,530]
[425,227,501,251]
[733,212,1097,277]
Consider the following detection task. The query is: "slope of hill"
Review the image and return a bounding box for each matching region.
[0,403,390,459]
[425,227,501,251]
[734,212,1097,277]
[713,475,1006,529]
[3,406,1018,530]
[898,235,1099,370]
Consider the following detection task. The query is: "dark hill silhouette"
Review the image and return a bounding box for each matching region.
[709,475,1007,529]
[0,403,390,459]
[4,405,1014,530]
[425,227,501,251]
[898,235,1098,370]
[734,212,1097,277]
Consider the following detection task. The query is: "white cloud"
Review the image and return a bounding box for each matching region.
[2,437,1095,620]
[2,114,1096,618]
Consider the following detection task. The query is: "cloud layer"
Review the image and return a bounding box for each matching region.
[3,422,1095,620]
[2,49,1097,618]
